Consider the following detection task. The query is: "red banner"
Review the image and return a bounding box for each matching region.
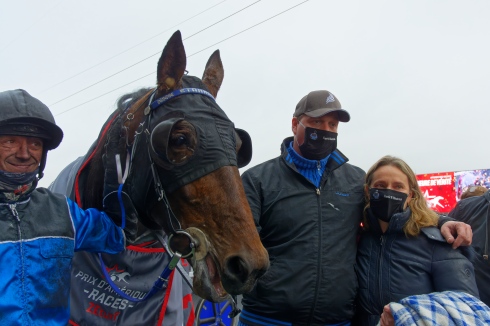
[416,169,490,213]
[416,172,455,213]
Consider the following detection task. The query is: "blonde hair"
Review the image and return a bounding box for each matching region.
[364,155,438,237]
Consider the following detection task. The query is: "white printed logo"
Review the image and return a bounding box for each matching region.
[423,190,445,209]
[107,265,131,283]
[326,93,335,104]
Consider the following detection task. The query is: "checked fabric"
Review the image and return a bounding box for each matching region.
[387,291,490,326]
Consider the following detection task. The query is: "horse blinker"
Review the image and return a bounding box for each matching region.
[150,112,198,169]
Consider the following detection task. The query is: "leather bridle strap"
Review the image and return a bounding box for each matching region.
[142,87,215,253]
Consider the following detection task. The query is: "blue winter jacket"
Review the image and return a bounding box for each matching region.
[355,208,479,326]
[0,187,125,326]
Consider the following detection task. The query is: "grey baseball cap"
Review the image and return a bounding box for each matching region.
[293,90,350,122]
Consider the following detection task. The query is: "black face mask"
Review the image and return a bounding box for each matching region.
[369,188,408,222]
[298,122,337,160]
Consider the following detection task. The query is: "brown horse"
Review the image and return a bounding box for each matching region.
[50,30,268,324]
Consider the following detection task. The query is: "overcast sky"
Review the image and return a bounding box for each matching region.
[1,0,489,188]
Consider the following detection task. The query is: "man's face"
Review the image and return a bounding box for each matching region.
[292,112,340,146]
[0,135,43,173]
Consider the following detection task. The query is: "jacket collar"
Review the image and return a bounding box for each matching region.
[366,207,412,235]
[0,181,37,203]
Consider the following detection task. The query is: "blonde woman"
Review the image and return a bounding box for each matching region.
[355,156,479,326]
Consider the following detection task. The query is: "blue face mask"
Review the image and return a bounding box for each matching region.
[297,121,337,160]
[369,188,408,222]
[0,169,38,190]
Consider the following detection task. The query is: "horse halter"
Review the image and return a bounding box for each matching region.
[143,87,217,259]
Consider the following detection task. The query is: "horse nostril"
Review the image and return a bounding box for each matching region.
[225,255,250,284]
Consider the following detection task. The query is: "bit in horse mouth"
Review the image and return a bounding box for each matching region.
[205,254,226,298]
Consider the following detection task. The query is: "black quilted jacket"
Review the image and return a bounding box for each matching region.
[449,191,490,307]
[241,137,365,325]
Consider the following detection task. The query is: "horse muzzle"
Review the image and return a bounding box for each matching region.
[170,227,268,302]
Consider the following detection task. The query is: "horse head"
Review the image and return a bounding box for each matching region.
[84,31,269,302]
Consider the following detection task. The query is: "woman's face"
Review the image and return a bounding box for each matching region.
[369,165,412,209]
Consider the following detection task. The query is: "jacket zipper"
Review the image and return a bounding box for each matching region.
[309,168,327,324]
[308,186,323,325]
[378,235,385,308]
[316,162,322,194]
[9,204,27,301]
[9,203,22,237]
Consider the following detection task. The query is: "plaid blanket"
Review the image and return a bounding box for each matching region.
[387,291,490,325]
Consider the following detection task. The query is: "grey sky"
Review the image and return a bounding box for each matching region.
[1,0,489,187]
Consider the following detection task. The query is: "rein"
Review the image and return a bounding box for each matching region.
[98,87,216,302]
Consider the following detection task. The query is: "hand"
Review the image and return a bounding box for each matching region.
[379,304,394,326]
[103,190,138,244]
[440,221,472,249]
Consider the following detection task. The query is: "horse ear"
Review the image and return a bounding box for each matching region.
[157,30,187,91]
[202,50,224,98]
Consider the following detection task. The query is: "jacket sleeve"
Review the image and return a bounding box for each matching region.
[437,214,456,229]
[241,171,262,233]
[65,197,126,253]
[430,244,480,298]
[448,200,471,224]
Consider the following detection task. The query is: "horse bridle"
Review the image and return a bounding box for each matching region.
[99,87,218,303]
[142,87,217,259]
[100,86,244,320]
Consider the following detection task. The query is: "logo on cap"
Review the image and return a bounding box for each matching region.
[326,93,335,104]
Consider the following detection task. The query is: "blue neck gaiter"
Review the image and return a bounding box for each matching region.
[286,142,329,188]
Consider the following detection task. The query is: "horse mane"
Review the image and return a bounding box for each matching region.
[82,87,153,209]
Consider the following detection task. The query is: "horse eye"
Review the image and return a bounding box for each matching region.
[172,135,187,147]
[166,121,197,165]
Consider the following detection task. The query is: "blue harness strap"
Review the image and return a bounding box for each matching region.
[148,88,215,112]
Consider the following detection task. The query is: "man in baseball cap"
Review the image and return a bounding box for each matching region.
[239,89,363,325]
